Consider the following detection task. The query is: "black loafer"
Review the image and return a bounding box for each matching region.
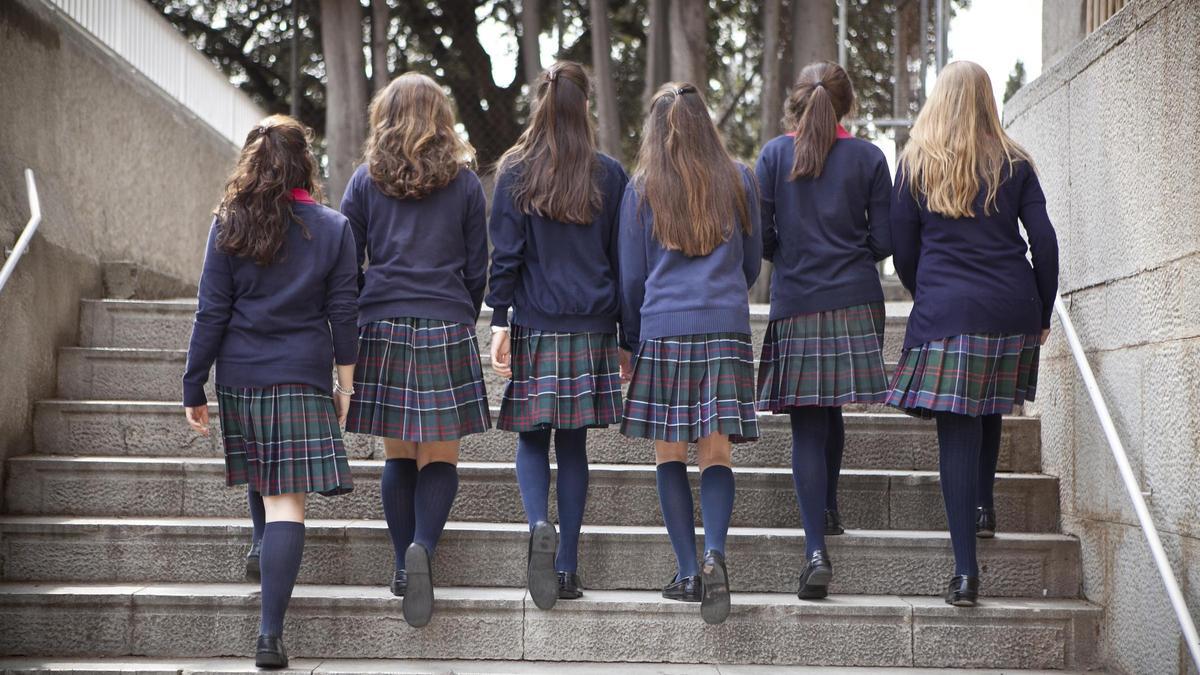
[945,574,980,607]
[245,540,261,581]
[700,550,731,625]
[662,574,702,602]
[254,634,287,669]
[975,506,997,539]
[403,543,434,627]
[390,568,407,597]
[797,549,833,599]
[528,521,559,610]
[825,509,846,536]
[557,571,584,599]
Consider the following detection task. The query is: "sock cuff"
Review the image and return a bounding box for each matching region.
[700,464,734,479]
[419,461,458,474]
[264,520,305,532]
[385,457,417,466]
[655,460,687,472]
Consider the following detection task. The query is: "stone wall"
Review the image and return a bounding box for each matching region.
[1005,1,1200,673]
[1042,0,1088,67]
[0,0,238,493]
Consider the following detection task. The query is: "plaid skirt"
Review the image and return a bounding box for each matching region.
[756,302,889,411]
[884,333,1041,418]
[217,384,353,497]
[497,326,623,432]
[346,317,492,441]
[621,333,759,443]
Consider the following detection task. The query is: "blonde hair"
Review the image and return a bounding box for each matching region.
[899,61,1031,218]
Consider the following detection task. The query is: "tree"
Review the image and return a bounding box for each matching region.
[759,0,785,143]
[1004,59,1026,103]
[668,0,707,88]
[319,0,369,202]
[522,0,543,87]
[590,0,624,159]
[791,0,836,68]
[370,0,391,92]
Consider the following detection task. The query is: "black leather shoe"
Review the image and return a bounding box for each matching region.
[390,568,407,597]
[797,550,833,599]
[945,574,980,607]
[403,543,434,627]
[527,521,559,610]
[975,506,996,539]
[245,540,261,581]
[662,574,702,602]
[700,550,731,624]
[254,634,288,669]
[557,571,584,599]
[825,509,845,536]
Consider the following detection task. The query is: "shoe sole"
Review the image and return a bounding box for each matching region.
[403,545,433,628]
[976,529,996,539]
[826,528,846,536]
[797,566,832,599]
[254,651,287,669]
[700,560,730,625]
[245,555,260,581]
[528,522,559,611]
[390,581,406,597]
[949,596,979,607]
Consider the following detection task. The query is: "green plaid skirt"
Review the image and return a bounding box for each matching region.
[217,384,353,497]
[621,333,759,443]
[884,333,1040,418]
[756,302,889,411]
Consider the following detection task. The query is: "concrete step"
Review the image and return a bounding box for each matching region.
[0,516,1081,598]
[32,400,1044,472]
[3,456,1061,532]
[0,583,1101,668]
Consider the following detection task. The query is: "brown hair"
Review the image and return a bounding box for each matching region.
[498,61,601,224]
[365,72,475,200]
[633,82,752,257]
[784,61,855,180]
[214,114,322,266]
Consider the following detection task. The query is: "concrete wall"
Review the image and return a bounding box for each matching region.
[0,0,238,492]
[1005,1,1200,673]
[1043,0,1088,67]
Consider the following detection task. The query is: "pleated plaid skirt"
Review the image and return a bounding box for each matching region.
[884,333,1041,418]
[756,302,889,411]
[346,317,492,441]
[217,384,353,497]
[621,333,760,443]
[497,326,623,432]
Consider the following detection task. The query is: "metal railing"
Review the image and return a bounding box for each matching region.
[1054,294,1200,672]
[0,170,43,297]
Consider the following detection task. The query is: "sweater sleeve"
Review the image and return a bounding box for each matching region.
[1018,163,1060,328]
[618,184,647,350]
[484,169,524,328]
[462,172,490,321]
[326,220,361,365]
[889,168,922,294]
[607,163,631,343]
[182,221,233,407]
[866,154,895,262]
[339,168,369,292]
[755,151,778,262]
[741,165,763,287]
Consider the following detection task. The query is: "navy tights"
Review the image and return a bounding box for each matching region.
[515,427,590,573]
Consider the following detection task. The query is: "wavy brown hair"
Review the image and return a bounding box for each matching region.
[214,114,322,266]
[633,82,752,257]
[497,61,601,224]
[365,72,475,200]
[784,61,855,180]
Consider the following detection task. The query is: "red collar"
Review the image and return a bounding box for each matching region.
[290,188,317,204]
[786,124,853,139]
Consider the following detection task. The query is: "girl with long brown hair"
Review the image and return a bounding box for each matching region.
[340,72,491,628]
[618,82,762,625]
[885,61,1059,606]
[486,61,629,610]
[754,61,893,600]
[183,114,359,668]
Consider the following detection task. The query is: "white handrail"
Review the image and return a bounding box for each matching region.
[0,170,42,296]
[1054,294,1200,672]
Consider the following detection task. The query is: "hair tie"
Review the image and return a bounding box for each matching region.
[549,70,559,83]
[814,81,826,89]
[674,85,696,96]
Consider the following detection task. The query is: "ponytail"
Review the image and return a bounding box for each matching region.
[783,61,855,181]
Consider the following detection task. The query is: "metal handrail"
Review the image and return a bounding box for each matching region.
[1054,294,1200,671]
[0,170,42,296]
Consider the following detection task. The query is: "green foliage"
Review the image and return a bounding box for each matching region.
[1004,58,1026,104]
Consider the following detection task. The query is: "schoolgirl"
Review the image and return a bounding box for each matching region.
[619,82,762,625]
[182,115,358,668]
[886,61,1058,606]
[487,61,629,610]
[754,61,893,599]
[340,73,491,628]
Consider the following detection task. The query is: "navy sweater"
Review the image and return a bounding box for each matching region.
[182,198,359,407]
[618,165,762,347]
[756,131,893,320]
[891,159,1059,350]
[486,154,629,333]
[340,164,489,327]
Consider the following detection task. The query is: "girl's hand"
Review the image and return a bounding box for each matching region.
[491,329,512,378]
[185,405,210,436]
[1040,328,1051,346]
[334,391,351,427]
[619,349,633,383]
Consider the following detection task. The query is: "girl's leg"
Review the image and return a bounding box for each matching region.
[824,407,845,513]
[789,408,830,557]
[696,434,734,556]
[248,486,266,544]
[978,414,1003,510]
[553,428,590,574]
[259,493,306,640]
[381,439,418,589]
[935,412,983,577]
[413,441,460,553]
[655,441,698,580]
[515,429,553,528]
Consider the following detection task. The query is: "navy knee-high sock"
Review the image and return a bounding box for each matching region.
[935,412,982,577]
[516,429,552,528]
[413,462,458,554]
[656,461,698,579]
[259,521,305,637]
[699,465,735,554]
[553,428,589,573]
[381,458,417,570]
[790,408,830,557]
[978,414,1003,509]
[248,486,266,544]
[824,407,845,512]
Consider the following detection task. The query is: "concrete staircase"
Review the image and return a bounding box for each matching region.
[0,297,1103,671]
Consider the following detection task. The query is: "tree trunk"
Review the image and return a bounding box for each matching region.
[370,0,391,92]
[589,0,622,159]
[790,0,837,69]
[892,0,915,150]
[320,0,370,202]
[760,0,785,142]
[521,0,542,86]
[643,0,671,103]
[668,0,707,89]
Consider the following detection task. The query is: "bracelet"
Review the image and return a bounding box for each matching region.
[333,381,355,396]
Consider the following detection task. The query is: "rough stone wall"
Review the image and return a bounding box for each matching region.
[1005,1,1200,673]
